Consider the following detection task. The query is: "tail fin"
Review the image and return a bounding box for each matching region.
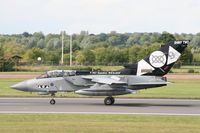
[122,40,189,76]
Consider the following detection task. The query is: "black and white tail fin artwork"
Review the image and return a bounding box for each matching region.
[122,40,189,76]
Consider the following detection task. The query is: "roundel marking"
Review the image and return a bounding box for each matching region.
[50,83,54,86]
[149,51,166,68]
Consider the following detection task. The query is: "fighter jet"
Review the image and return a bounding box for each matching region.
[11,40,189,105]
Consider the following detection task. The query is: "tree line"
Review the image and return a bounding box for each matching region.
[0,31,198,71]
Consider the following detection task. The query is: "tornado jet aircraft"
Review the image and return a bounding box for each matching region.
[11,40,189,105]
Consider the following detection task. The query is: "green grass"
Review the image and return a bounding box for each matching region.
[0,79,36,97]
[126,79,200,99]
[0,114,200,133]
[0,78,200,99]
[0,72,42,74]
[171,65,200,73]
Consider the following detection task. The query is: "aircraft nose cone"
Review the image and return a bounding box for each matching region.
[11,81,27,91]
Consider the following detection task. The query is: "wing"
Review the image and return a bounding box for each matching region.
[91,77,126,85]
[82,75,127,85]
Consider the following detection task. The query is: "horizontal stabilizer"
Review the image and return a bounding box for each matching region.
[129,82,169,86]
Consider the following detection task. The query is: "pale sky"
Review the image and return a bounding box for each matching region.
[0,0,200,34]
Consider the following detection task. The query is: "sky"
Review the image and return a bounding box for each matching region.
[0,0,200,34]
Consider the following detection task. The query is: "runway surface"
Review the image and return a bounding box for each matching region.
[1,97,200,116]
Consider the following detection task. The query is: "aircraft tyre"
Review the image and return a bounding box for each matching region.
[50,99,56,105]
[111,97,115,104]
[104,97,115,105]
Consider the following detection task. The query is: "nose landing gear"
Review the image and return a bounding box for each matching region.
[50,99,56,105]
[50,93,56,105]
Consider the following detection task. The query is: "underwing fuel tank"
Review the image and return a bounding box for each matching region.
[75,88,135,96]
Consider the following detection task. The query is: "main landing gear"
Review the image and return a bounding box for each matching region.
[50,93,56,105]
[104,96,115,105]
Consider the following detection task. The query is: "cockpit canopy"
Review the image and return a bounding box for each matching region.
[37,70,76,79]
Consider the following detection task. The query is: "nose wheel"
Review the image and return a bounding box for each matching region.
[50,93,56,105]
[50,99,56,105]
[104,96,115,105]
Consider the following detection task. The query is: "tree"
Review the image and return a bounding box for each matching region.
[64,41,81,53]
[53,38,61,49]
[139,33,151,44]
[0,45,4,57]
[1,31,200,67]
[179,46,193,64]
[75,49,95,65]
[98,33,107,41]
[63,54,70,65]
[33,32,45,40]
[46,51,60,65]
[94,47,128,65]
[37,39,45,49]
[108,35,123,45]
[27,37,37,48]
[191,35,200,47]
[22,32,32,37]
[128,45,142,63]
[0,45,15,71]
[109,48,128,65]
[0,46,4,71]
[1,40,25,56]
[158,32,175,43]
[126,33,141,45]
[47,39,54,50]
[80,36,91,47]
[94,47,107,65]
[23,48,45,63]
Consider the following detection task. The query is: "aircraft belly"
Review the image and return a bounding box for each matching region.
[75,83,135,96]
[75,88,134,96]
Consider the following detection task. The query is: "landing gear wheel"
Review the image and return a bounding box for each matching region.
[50,99,56,105]
[110,97,115,104]
[104,97,115,105]
[50,92,56,105]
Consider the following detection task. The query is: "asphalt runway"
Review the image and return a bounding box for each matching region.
[1,97,200,116]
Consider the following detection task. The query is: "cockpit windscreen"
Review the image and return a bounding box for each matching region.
[37,70,76,79]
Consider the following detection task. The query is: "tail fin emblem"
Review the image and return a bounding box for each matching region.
[149,51,166,68]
